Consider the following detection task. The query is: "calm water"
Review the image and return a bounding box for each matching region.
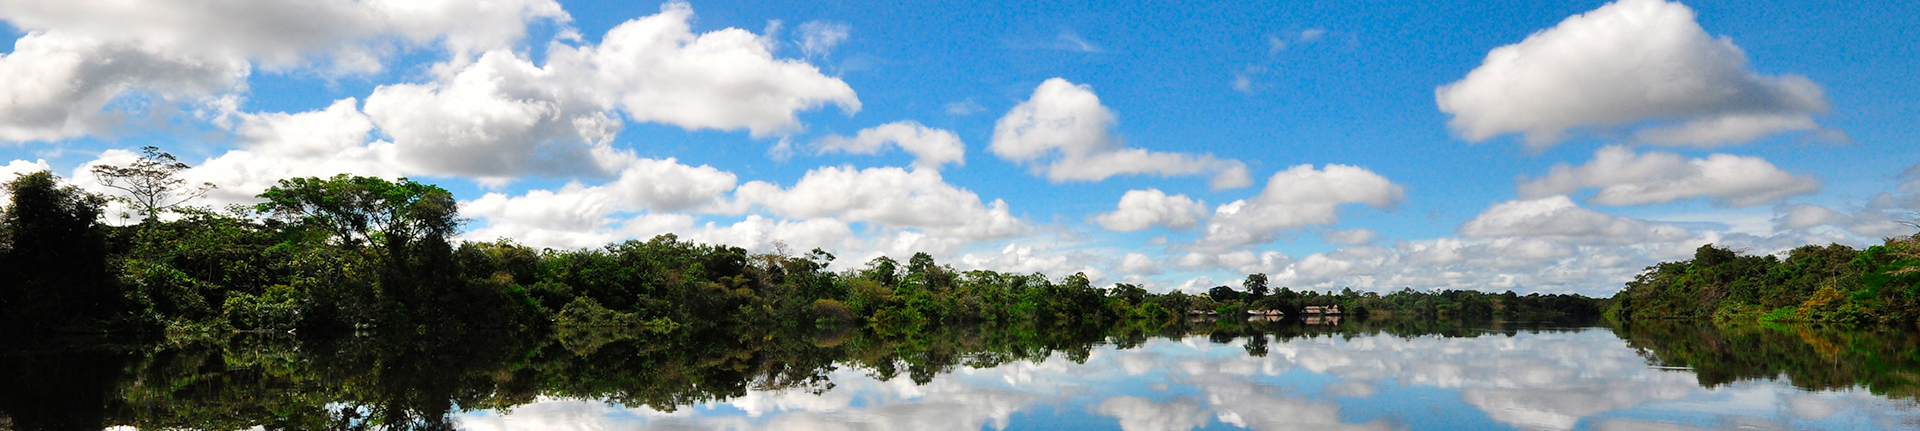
[4,320,1918,430]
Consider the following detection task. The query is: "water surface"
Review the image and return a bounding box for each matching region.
[3,321,1917,430]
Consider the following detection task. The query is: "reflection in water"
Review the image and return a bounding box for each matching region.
[2,321,1918,430]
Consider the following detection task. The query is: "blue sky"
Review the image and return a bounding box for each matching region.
[2,0,1915,295]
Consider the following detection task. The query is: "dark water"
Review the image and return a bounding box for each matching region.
[3,320,1918,430]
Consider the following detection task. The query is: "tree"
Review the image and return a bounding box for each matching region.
[1243,273,1269,302]
[255,175,463,326]
[1110,283,1148,306]
[255,174,460,251]
[1,171,120,329]
[89,146,215,223]
[1207,285,1240,303]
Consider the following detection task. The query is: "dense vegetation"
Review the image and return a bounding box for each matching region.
[1610,239,1920,326]
[0,149,1604,337]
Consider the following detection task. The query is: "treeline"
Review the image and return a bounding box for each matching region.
[1194,274,1603,322]
[0,152,1605,336]
[0,168,1154,336]
[1610,240,1920,326]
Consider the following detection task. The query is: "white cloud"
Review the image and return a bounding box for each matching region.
[958,243,1105,283]
[1435,0,1829,148]
[184,98,399,207]
[459,157,739,249]
[560,2,859,137]
[0,0,568,141]
[1198,164,1404,248]
[359,2,859,180]
[680,215,855,256]
[1174,275,1218,293]
[796,21,850,57]
[1116,253,1162,275]
[362,51,624,181]
[1460,196,1691,245]
[0,0,567,70]
[990,78,1251,189]
[168,2,860,191]
[0,158,52,203]
[1,159,50,179]
[1094,189,1207,232]
[735,166,1026,241]
[1630,114,1819,147]
[0,33,249,141]
[1519,145,1820,207]
[815,121,966,170]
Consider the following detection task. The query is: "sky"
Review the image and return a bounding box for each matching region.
[2,0,1916,295]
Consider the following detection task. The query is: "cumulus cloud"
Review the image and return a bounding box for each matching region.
[1519,146,1820,207]
[0,159,52,202]
[1198,164,1404,248]
[117,1,857,203]
[359,2,859,179]
[459,157,739,248]
[815,121,966,170]
[1,159,50,178]
[0,33,249,141]
[679,215,855,256]
[183,98,399,206]
[1116,253,1163,275]
[1435,0,1829,148]
[0,0,567,70]
[1095,189,1207,232]
[558,3,859,137]
[0,0,568,141]
[362,51,624,181]
[990,78,1250,189]
[958,243,1106,283]
[735,166,1026,241]
[1460,196,1691,244]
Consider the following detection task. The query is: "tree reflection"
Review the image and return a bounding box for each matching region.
[1,318,1916,430]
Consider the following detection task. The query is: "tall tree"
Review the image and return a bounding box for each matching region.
[1243,273,1270,302]
[255,175,463,325]
[255,174,460,251]
[0,171,119,330]
[88,146,215,223]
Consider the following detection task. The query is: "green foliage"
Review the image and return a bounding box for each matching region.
[1613,241,1920,326]
[0,171,121,332]
[1,171,1606,341]
[554,297,677,332]
[255,174,460,252]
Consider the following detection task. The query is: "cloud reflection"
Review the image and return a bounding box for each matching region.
[458,329,1920,431]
